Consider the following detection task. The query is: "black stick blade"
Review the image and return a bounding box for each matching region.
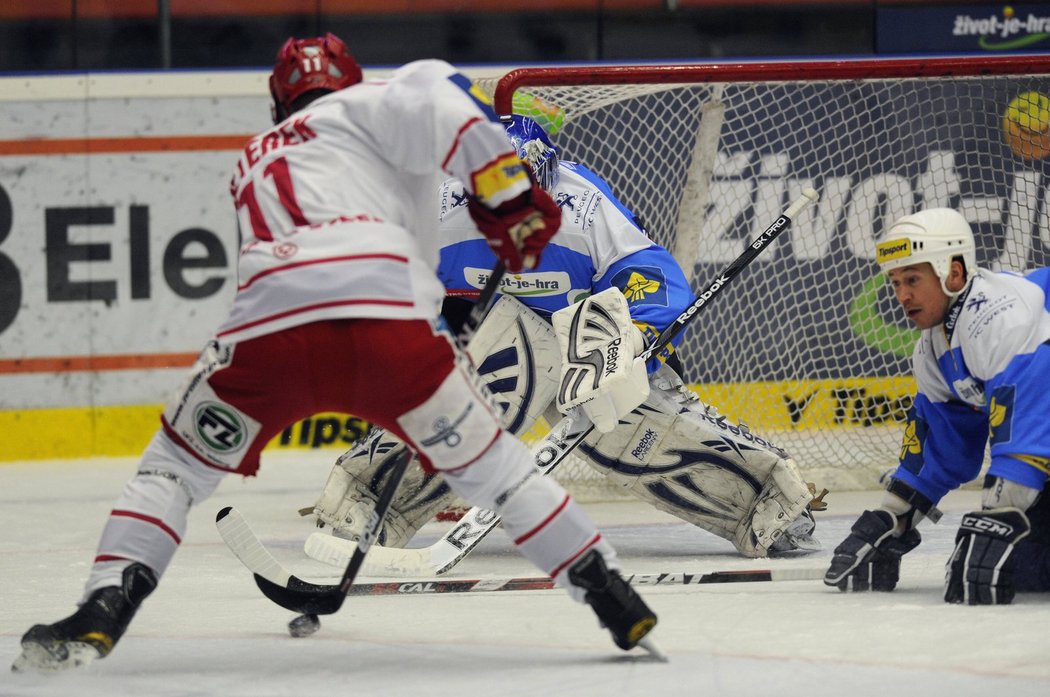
[253,573,346,615]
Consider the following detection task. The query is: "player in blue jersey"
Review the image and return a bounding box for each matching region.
[825,207,1050,602]
[313,115,820,559]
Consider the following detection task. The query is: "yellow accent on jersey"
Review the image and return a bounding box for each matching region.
[989,396,1007,428]
[623,271,662,303]
[899,419,922,460]
[1009,454,1050,475]
[469,83,493,106]
[472,154,528,202]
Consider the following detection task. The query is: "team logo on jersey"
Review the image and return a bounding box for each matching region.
[273,242,298,260]
[966,291,989,312]
[194,402,248,453]
[472,155,528,202]
[899,420,921,460]
[555,192,577,209]
[897,408,928,476]
[611,266,668,306]
[989,384,1015,446]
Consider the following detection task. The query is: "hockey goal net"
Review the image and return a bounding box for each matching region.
[475,56,1050,497]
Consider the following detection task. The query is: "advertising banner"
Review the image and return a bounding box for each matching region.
[878,3,1050,53]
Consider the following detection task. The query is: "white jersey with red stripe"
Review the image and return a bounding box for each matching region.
[220,59,532,343]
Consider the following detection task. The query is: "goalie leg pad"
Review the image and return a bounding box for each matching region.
[577,386,815,557]
[313,428,462,547]
[464,295,561,437]
[750,456,818,555]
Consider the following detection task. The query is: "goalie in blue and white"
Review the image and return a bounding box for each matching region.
[312,115,820,558]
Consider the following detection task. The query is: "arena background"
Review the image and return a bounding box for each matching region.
[2,0,1050,463]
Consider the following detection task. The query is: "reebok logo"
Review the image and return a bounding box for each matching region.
[674,274,730,324]
[631,429,658,460]
[603,337,622,376]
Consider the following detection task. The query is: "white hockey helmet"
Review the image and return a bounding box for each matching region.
[875,208,976,296]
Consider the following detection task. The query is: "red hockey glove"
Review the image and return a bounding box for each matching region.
[467,183,561,273]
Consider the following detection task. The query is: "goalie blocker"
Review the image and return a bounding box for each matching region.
[313,293,819,558]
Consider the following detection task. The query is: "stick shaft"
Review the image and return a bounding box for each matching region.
[643,187,819,361]
[346,567,826,596]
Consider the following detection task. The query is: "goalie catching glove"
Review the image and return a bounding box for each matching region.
[467,176,561,273]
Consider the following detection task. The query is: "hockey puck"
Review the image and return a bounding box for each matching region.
[288,613,321,638]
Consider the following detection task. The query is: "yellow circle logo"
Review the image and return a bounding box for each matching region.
[1003,91,1050,160]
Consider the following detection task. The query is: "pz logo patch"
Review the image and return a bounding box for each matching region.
[194,402,248,453]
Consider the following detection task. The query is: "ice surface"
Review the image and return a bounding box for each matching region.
[2,452,1048,697]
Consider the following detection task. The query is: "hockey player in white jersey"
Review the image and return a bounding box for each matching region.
[312,114,820,560]
[825,208,1050,601]
[13,35,660,673]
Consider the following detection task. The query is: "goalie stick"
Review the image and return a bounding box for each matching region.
[305,186,822,578]
[218,262,507,616]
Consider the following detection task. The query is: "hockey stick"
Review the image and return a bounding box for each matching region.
[345,567,826,596]
[214,509,821,598]
[218,262,508,616]
[305,187,821,577]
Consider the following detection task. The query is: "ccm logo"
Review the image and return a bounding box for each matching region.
[960,515,1013,537]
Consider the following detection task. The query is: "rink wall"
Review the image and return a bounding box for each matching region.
[0,67,503,461]
[0,67,917,463]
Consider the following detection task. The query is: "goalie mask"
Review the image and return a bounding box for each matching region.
[504,114,560,192]
[269,33,363,124]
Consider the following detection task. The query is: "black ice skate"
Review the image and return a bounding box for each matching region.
[568,549,664,659]
[12,562,157,673]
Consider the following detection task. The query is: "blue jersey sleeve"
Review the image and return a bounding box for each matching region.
[983,342,1050,490]
[890,393,987,503]
[595,245,692,372]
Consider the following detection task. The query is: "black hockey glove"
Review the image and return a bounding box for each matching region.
[945,507,1031,605]
[824,509,922,592]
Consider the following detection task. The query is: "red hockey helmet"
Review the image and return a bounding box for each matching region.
[269,33,363,123]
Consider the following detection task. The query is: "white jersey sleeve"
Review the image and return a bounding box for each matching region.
[375,61,531,208]
[219,59,530,344]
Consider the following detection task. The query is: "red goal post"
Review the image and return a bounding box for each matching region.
[474,56,1050,495]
